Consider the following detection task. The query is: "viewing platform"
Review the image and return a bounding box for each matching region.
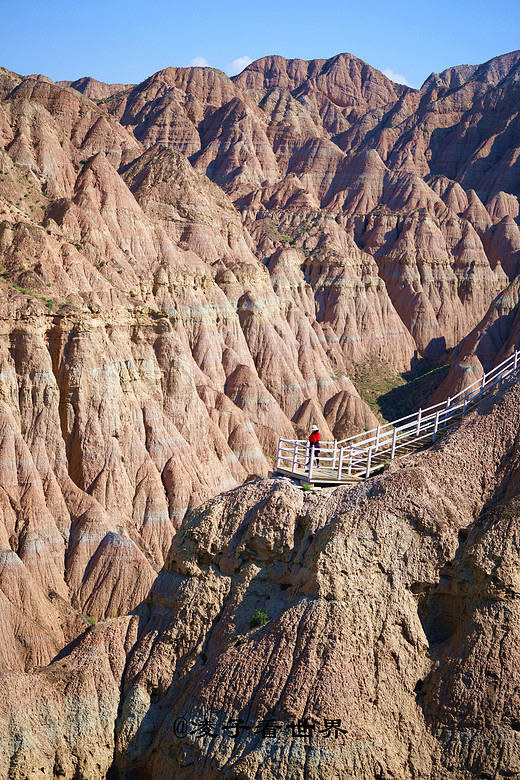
[275,349,520,486]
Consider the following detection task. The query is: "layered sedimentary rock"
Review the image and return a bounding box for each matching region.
[3,369,520,778]
[97,50,520,367]
[0,44,520,777]
[0,64,383,668]
[57,76,133,100]
[110,377,520,780]
[430,274,520,403]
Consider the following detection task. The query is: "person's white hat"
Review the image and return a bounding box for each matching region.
[311,424,319,431]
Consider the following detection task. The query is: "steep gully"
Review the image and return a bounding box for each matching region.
[2,375,520,778]
[0,48,519,777]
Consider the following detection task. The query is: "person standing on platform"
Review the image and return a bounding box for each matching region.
[308,424,320,467]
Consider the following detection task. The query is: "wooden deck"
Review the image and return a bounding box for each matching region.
[276,464,363,485]
[276,435,426,485]
[275,349,520,486]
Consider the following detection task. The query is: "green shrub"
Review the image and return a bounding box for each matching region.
[300,482,311,492]
[249,609,270,630]
[11,283,29,294]
[84,615,97,626]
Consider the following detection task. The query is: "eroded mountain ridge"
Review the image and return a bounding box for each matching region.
[0,49,519,778]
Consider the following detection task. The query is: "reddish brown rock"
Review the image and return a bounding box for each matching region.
[234,53,409,129]
[91,50,520,375]
[485,214,520,279]
[324,389,379,440]
[422,49,520,91]
[0,50,520,765]
[3,378,520,777]
[431,274,520,402]
[58,76,133,100]
[0,68,398,673]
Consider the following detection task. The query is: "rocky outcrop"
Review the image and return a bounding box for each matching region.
[429,274,520,403]
[422,49,520,91]
[1,46,520,772]
[3,372,520,778]
[57,76,133,100]
[0,66,395,669]
[101,51,520,367]
[109,377,520,780]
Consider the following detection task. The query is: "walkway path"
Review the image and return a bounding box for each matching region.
[275,349,520,485]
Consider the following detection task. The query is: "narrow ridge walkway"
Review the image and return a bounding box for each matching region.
[275,349,520,485]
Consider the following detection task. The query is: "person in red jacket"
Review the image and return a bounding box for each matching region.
[308,424,320,467]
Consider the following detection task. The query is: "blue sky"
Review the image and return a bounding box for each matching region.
[3,0,519,88]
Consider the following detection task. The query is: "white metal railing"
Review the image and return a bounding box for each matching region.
[275,348,520,482]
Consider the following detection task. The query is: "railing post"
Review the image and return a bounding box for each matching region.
[433,410,440,441]
[291,442,298,474]
[391,427,397,459]
[462,399,467,417]
[332,440,338,469]
[481,374,486,393]
[416,408,422,436]
[337,447,344,480]
[348,444,353,475]
[366,446,373,478]
[375,425,381,452]
[444,397,450,429]
[308,447,315,481]
[276,439,282,471]
[515,351,518,371]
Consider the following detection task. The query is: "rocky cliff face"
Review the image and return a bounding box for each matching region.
[1,46,520,777]
[2,371,520,779]
[100,50,520,368]
[0,63,383,669]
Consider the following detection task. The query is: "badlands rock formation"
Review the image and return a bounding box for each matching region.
[2,367,520,778]
[97,49,520,369]
[0,45,519,776]
[0,58,392,668]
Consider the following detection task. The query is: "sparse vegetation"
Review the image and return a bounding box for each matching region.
[351,354,450,422]
[11,282,30,295]
[84,615,97,626]
[249,609,270,629]
[6,280,55,310]
[378,361,450,420]
[352,356,407,421]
